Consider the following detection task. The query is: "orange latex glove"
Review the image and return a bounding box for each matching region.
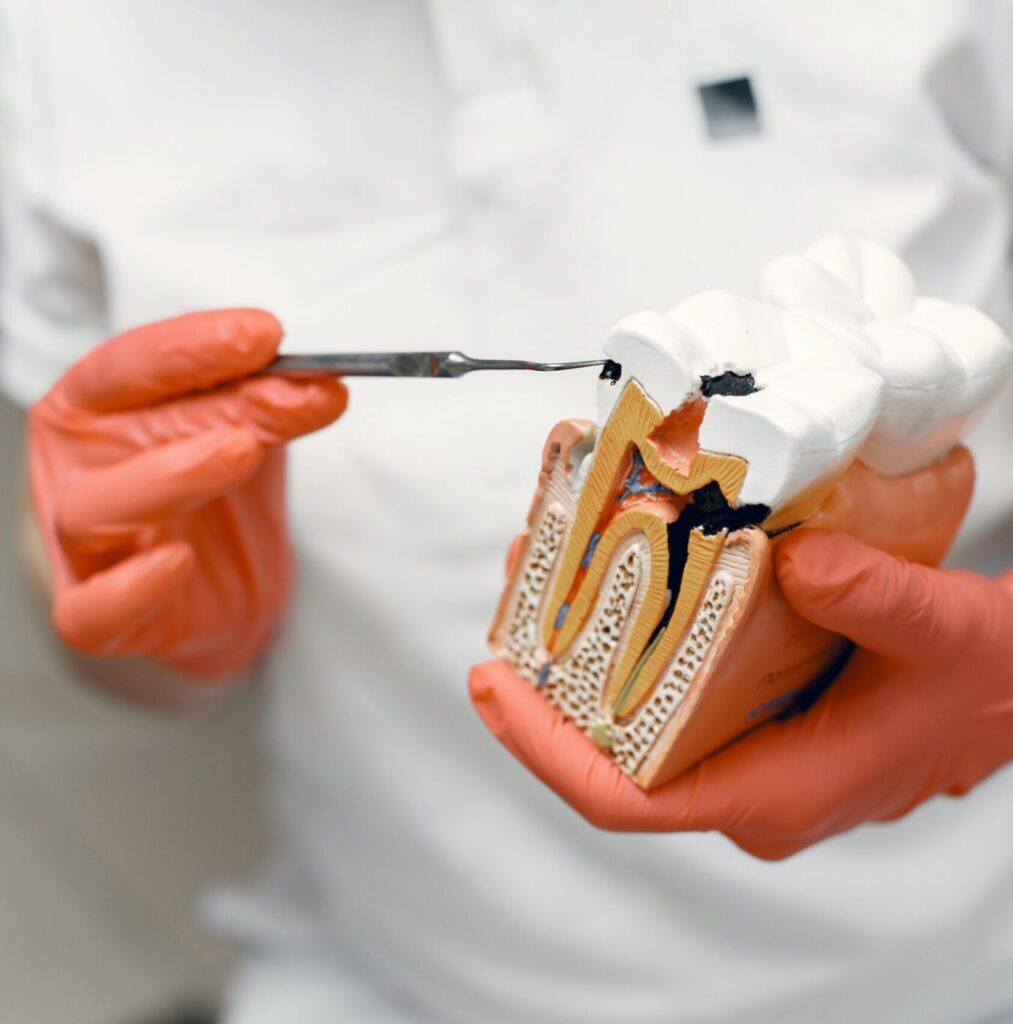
[470,530,1013,860]
[28,309,346,679]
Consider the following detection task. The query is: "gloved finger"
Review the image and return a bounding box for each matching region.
[641,649,953,856]
[470,657,917,858]
[56,428,263,554]
[775,530,985,661]
[53,541,195,655]
[469,659,706,831]
[59,309,282,412]
[140,374,348,447]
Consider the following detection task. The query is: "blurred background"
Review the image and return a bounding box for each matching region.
[0,394,266,1022]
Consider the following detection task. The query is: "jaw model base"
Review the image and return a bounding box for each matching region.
[488,401,974,790]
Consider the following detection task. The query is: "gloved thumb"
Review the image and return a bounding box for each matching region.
[775,530,980,662]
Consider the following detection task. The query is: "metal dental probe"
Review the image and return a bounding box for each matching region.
[266,351,607,378]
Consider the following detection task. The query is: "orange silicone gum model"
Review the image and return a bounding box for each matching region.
[486,237,1012,789]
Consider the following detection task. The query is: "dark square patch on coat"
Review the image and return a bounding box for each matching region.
[697,76,761,140]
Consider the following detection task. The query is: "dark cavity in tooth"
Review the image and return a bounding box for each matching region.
[599,360,622,384]
[646,484,771,646]
[700,371,757,398]
[685,482,769,536]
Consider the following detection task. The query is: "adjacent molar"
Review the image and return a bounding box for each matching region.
[602,235,1012,512]
[761,235,1012,476]
[760,236,918,321]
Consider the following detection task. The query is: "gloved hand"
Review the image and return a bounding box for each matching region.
[28,309,346,679]
[470,530,1013,859]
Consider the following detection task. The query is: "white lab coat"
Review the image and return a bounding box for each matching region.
[2,2,1013,1021]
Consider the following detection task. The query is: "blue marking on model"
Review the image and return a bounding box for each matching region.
[580,532,602,569]
[616,450,672,503]
[554,603,571,630]
[536,661,552,687]
[747,684,810,720]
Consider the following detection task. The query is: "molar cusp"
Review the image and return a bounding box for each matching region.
[864,319,965,391]
[760,253,874,325]
[671,290,788,376]
[795,237,918,319]
[807,235,865,293]
[605,310,700,363]
[599,311,700,426]
[903,298,1012,383]
[855,240,917,318]
[780,308,884,376]
[767,237,918,322]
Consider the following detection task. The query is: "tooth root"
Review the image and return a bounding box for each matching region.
[611,527,726,719]
[545,509,669,658]
[543,382,663,651]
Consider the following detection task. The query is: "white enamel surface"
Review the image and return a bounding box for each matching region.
[600,236,1011,509]
[780,310,884,374]
[756,254,875,325]
[698,361,882,508]
[598,310,702,423]
[669,290,788,378]
[764,237,1013,476]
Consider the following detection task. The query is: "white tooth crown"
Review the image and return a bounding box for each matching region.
[761,236,1011,476]
[697,361,882,509]
[598,311,702,422]
[601,236,1011,509]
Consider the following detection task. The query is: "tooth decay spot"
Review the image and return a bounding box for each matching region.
[682,482,769,537]
[700,371,758,398]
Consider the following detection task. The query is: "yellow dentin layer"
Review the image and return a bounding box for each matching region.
[543,380,746,720]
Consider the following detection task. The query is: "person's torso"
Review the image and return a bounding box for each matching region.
[17,2,1013,1020]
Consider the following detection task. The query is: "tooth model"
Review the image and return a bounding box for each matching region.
[488,237,1012,789]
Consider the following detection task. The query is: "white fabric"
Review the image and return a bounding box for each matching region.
[3,2,1013,1021]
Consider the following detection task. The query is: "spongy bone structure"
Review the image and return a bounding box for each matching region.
[489,237,1011,787]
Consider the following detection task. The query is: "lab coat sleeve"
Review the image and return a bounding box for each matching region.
[924,3,1013,241]
[987,2,1013,237]
[977,1,1013,260]
[0,0,107,409]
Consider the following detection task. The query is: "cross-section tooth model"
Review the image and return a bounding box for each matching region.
[488,237,1012,789]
